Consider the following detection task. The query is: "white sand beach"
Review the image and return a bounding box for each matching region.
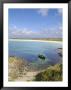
[9,39,62,43]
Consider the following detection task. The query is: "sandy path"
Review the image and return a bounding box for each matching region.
[15,71,39,81]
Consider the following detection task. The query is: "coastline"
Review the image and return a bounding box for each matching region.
[9,39,62,43]
[8,56,62,81]
[8,39,62,81]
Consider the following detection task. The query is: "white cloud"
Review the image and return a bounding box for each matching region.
[59,26,62,30]
[10,27,39,36]
[9,24,62,38]
[22,30,34,35]
[37,9,48,16]
[13,25,17,29]
[57,23,62,30]
[58,9,62,15]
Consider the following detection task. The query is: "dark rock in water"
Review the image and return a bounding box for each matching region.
[58,53,62,57]
[57,48,62,57]
[38,54,46,60]
[58,48,62,49]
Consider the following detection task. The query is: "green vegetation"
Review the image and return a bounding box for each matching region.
[35,64,62,81]
[42,38,62,41]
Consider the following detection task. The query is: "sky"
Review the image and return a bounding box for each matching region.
[8,8,62,38]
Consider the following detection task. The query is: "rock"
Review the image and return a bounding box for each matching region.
[38,54,46,60]
[58,48,62,57]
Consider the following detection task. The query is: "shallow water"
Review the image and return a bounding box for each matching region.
[9,40,62,67]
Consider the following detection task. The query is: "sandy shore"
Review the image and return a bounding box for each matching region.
[15,71,40,81]
[9,39,62,43]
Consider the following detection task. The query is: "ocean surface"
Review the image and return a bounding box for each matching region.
[9,40,62,67]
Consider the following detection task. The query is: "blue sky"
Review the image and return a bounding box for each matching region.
[8,9,62,38]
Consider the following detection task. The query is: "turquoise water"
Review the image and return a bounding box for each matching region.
[9,40,62,67]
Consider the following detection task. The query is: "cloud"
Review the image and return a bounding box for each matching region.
[10,27,39,36]
[58,9,62,15]
[9,24,62,38]
[37,9,48,16]
[21,29,37,35]
[37,9,62,16]
[13,25,17,29]
[59,26,62,30]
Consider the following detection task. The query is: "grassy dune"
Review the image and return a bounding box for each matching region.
[8,57,28,81]
[34,64,62,81]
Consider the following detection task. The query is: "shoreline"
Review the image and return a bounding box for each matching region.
[8,56,62,81]
[9,39,62,43]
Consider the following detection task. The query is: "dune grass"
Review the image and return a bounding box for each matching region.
[34,64,62,81]
[8,57,26,81]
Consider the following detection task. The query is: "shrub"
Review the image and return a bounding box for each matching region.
[35,64,62,81]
